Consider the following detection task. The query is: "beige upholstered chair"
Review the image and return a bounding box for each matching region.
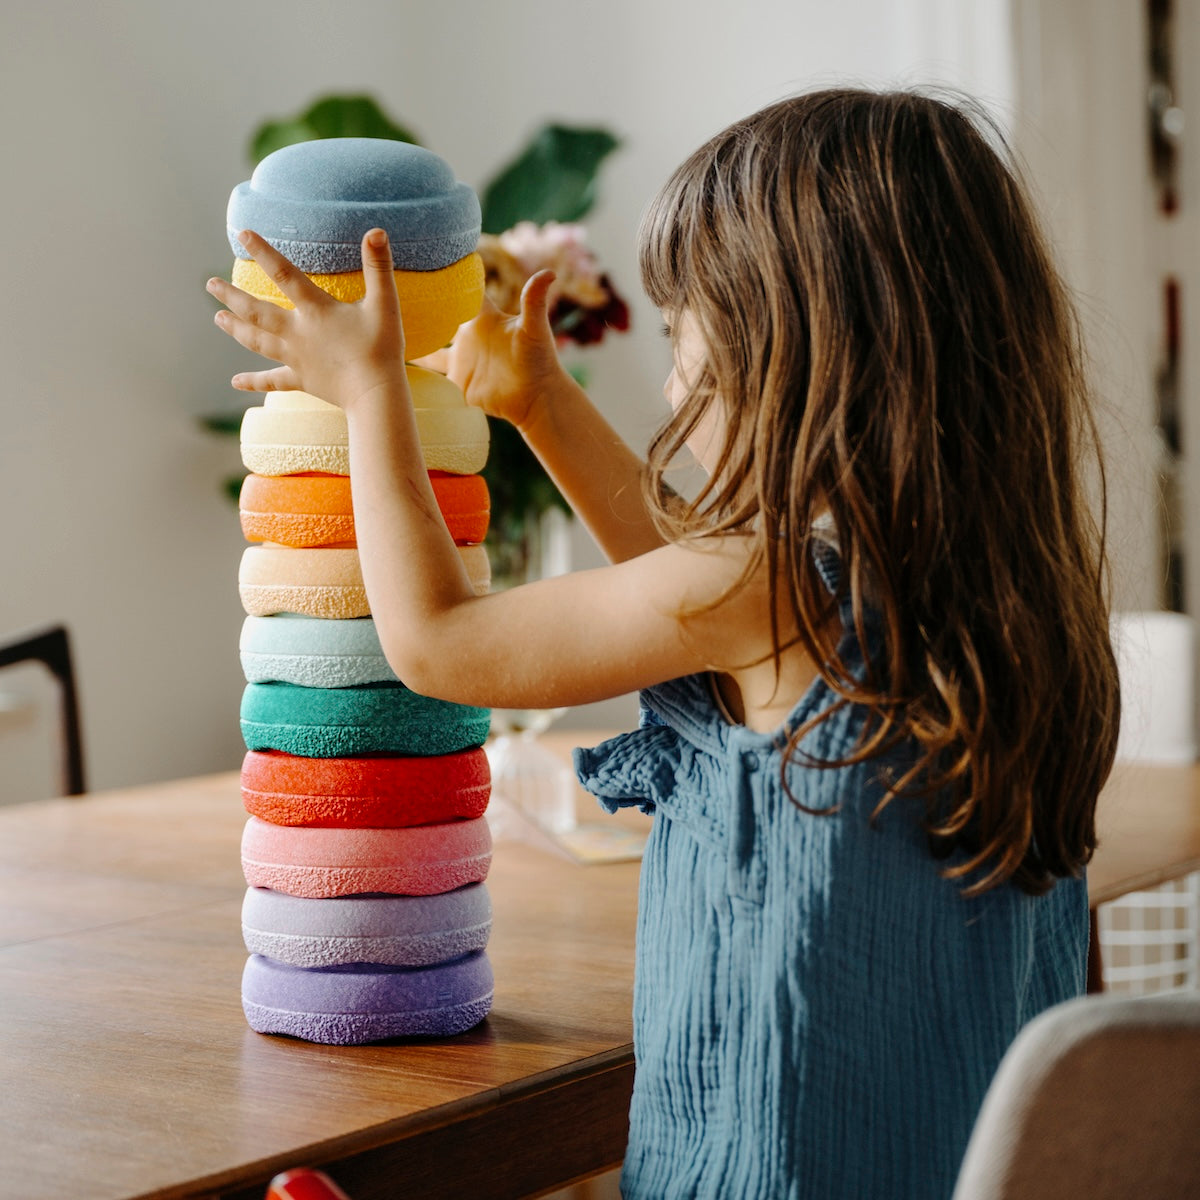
[953,992,1200,1199]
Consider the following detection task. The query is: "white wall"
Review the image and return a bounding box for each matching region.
[1010,0,1162,613]
[0,0,1015,799]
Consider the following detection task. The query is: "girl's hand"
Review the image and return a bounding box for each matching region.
[446,269,571,430]
[206,228,406,411]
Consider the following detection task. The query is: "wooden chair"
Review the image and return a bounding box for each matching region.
[952,992,1200,1199]
[0,625,86,796]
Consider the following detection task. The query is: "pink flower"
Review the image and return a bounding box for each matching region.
[479,221,630,347]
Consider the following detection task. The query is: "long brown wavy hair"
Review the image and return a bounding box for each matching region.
[638,88,1121,896]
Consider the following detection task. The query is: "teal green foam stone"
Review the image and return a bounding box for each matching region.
[240,681,490,757]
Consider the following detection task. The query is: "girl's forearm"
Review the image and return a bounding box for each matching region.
[344,387,479,682]
[519,372,666,563]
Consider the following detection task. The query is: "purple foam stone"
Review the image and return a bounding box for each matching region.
[241,884,493,968]
[241,950,494,1044]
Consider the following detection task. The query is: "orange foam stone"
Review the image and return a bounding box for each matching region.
[240,471,490,548]
[430,471,490,544]
[240,474,354,548]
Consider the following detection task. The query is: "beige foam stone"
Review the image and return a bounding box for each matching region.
[240,370,489,477]
[239,543,490,617]
[239,547,367,618]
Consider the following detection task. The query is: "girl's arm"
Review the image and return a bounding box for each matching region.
[208,230,780,710]
[446,272,666,564]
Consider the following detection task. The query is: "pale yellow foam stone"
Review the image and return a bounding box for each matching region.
[240,368,489,477]
[239,543,491,618]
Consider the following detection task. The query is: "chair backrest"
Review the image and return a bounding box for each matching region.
[0,625,86,796]
[952,993,1200,1200]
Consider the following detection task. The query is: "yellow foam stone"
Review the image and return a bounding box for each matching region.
[231,253,485,360]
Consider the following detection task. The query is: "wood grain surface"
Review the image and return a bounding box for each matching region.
[1,737,1195,1198]
[1089,761,1200,905]
[0,756,647,1200]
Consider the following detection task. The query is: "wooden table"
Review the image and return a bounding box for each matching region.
[1,740,1197,1200]
[1085,760,1200,993]
[1089,761,1200,904]
[0,752,647,1200]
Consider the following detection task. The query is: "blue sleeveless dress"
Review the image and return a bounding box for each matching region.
[573,558,1088,1199]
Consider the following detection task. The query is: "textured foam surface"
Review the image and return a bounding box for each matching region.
[227,138,481,274]
[240,376,489,477]
[240,680,491,757]
[230,253,484,361]
[238,543,491,618]
[238,546,367,619]
[241,391,349,476]
[241,949,494,1043]
[239,474,354,548]
[240,471,489,548]
[241,746,491,826]
[240,615,398,687]
[240,815,493,897]
[241,883,492,967]
[426,472,489,544]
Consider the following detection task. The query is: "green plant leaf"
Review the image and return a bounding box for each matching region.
[480,125,620,233]
[250,95,420,163]
[199,412,244,437]
[480,417,571,527]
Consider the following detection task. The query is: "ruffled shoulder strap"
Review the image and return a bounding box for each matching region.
[638,674,731,756]
[573,724,682,814]
[574,721,729,849]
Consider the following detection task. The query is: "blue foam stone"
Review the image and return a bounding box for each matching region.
[227,138,481,273]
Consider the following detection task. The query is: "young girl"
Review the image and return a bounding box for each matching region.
[209,88,1120,1199]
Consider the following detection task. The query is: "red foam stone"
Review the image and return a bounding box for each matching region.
[241,747,491,827]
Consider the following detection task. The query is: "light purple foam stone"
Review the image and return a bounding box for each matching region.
[241,884,492,968]
[241,950,494,1044]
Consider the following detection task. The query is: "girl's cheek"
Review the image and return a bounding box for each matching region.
[664,367,682,413]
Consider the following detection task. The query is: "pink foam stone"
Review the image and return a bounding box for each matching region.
[240,816,492,898]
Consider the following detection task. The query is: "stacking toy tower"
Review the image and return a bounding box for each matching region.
[228,139,497,1044]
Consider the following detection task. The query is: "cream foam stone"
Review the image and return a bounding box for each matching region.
[241,370,489,477]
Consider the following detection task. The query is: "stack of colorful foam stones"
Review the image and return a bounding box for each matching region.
[229,138,497,1044]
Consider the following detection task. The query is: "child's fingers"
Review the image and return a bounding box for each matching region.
[206,276,287,334]
[410,347,450,374]
[477,290,507,319]
[518,269,557,340]
[360,228,402,316]
[213,308,288,365]
[236,230,326,306]
[230,365,300,393]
